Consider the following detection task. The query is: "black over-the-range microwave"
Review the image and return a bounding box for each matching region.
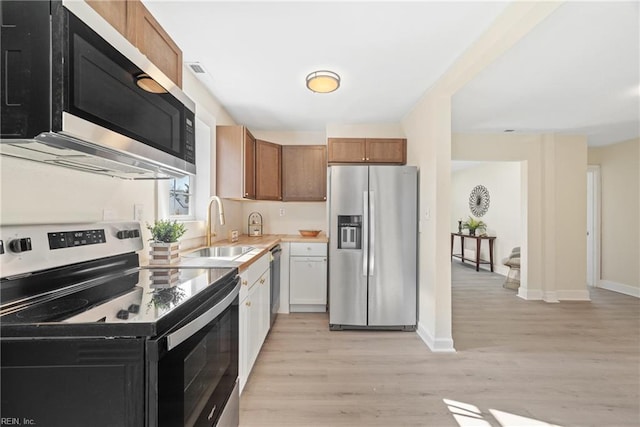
[0,0,196,179]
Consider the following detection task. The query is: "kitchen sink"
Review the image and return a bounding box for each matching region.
[183,246,255,259]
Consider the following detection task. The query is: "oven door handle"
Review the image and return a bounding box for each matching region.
[166,279,240,351]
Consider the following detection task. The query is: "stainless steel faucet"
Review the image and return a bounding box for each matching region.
[206,196,226,246]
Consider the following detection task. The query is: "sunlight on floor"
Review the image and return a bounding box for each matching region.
[444,399,563,427]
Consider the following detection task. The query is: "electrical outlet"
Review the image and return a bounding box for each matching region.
[279,208,285,216]
[134,204,144,221]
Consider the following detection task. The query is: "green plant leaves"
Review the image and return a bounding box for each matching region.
[146,219,187,243]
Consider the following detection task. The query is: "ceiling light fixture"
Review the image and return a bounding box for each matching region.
[306,70,340,93]
[135,74,167,94]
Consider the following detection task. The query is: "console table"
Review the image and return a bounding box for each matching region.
[451,232,496,272]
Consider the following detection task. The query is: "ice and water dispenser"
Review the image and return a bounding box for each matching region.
[337,215,362,249]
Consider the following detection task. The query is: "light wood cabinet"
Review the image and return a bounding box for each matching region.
[216,126,256,200]
[289,243,327,312]
[327,137,406,164]
[282,145,327,201]
[256,140,282,201]
[86,0,131,38]
[87,0,183,88]
[327,138,366,163]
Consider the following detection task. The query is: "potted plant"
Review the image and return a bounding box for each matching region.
[462,216,486,236]
[147,219,187,265]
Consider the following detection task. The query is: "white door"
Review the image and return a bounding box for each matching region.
[586,166,600,287]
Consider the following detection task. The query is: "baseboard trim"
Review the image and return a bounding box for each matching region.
[543,291,559,303]
[517,288,543,300]
[599,280,640,298]
[416,321,456,353]
[289,304,326,313]
[556,290,591,301]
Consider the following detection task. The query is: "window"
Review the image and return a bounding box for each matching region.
[169,176,193,217]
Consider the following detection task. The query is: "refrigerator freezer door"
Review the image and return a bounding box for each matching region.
[329,166,368,327]
[368,166,417,327]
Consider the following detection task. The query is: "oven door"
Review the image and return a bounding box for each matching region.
[151,282,239,427]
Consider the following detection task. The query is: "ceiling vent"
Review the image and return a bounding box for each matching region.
[188,63,206,74]
[185,62,215,87]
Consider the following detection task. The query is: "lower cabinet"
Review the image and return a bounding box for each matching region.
[239,253,270,394]
[289,243,327,312]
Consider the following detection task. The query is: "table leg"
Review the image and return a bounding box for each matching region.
[451,234,454,262]
[489,238,494,272]
[475,238,481,271]
[460,236,465,263]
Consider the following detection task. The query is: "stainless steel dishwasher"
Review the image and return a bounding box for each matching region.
[269,245,282,327]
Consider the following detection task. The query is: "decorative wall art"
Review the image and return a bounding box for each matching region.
[469,185,490,217]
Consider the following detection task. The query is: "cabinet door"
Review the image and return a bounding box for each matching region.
[239,293,250,393]
[327,138,366,163]
[130,1,183,88]
[282,145,327,201]
[217,126,255,199]
[365,138,406,164]
[247,283,261,372]
[86,0,132,40]
[244,129,256,199]
[256,271,270,347]
[256,140,282,200]
[290,257,327,305]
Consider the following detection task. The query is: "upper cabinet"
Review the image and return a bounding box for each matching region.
[86,0,131,37]
[86,0,183,88]
[216,126,256,200]
[129,1,182,88]
[256,140,282,201]
[282,145,327,201]
[216,126,328,203]
[327,137,406,164]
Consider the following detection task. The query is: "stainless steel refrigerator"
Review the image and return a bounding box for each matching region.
[328,165,417,330]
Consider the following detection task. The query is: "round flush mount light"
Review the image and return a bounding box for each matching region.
[135,74,167,94]
[306,70,340,93]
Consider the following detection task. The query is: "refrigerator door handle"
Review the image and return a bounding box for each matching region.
[369,190,375,277]
[362,191,369,277]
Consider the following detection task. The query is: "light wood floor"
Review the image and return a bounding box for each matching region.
[239,261,640,426]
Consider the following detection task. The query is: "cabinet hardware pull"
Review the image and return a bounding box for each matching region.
[260,278,265,284]
[242,280,248,286]
[246,301,251,306]
[361,157,365,161]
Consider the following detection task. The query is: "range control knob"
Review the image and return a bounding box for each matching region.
[116,309,130,320]
[116,229,140,239]
[9,238,32,253]
[0,240,4,255]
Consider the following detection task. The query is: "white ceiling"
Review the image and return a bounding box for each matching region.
[144,1,640,146]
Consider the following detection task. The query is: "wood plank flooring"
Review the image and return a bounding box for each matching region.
[239,261,640,426]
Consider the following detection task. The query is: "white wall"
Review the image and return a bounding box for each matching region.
[588,138,640,295]
[452,162,521,276]
[326,123,405,138]
[0,157,156,226]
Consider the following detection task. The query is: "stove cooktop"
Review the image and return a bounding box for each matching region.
[0,266,237,338]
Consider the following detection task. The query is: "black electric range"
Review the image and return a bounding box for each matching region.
[0,221,240,427]
[0,221,236,338]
